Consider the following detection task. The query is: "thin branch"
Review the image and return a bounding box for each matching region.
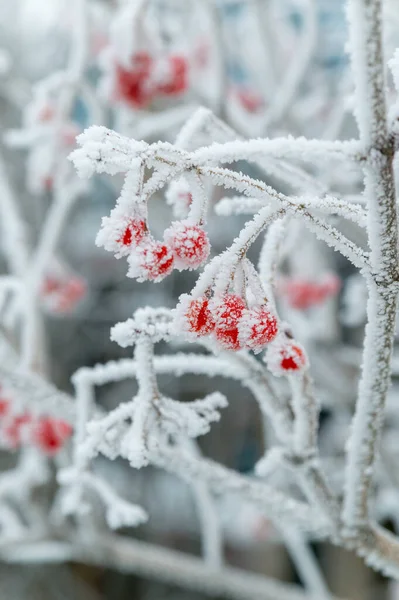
[0,533,344,600]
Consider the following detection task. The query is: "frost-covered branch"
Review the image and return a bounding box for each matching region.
[343,0,399,534]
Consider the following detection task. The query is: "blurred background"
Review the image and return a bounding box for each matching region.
[1,0,399,599]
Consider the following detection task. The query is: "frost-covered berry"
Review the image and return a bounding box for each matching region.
[32,417,73,456]
[239,306,278,352]
[265,337,308,376]
[164,221,210,270]
[0,398,9,418]
[97,214,148,258]
[115,52,153,108]
[41,274,87,314]
[55,277,87,313]
[176,294,215,337]
[236,88,263,113]
[117,219,148,249]
[157,55,188,95]
[278,274,341,310]
[214,294,246,350]
[2,412,32,449]
[129,240,174,282]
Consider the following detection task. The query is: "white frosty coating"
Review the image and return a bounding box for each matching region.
[69,126,148,178]
[258,217,289,312]
[95,159,146,257]
[191,137,363,166]
[59,468,148,530]
[109,0,148,68]
[242,259,269,306]
[166,176,193,219]
[184,171,209,224]
[389,49,399,92]
[342,0,399,540]
[214,196,264,216]
[111,308,173,347]
[76,390,228,472]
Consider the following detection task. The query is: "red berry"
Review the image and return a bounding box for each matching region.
[117,219,147,248]
[41,276,62,296]
[164,221,210,270]
[239,306,278,351]
[157,55,188,95]
[32,417,73,456]
[38,104,55,122]
[214,294,246,350]
[0,399,9,418]
[2,412,32,449]
[280,344,307,371]
[236,89,263,112]
[181,296,215,336]
[278,275,340,310]
[266,338,308,376]
[43,177,53,191]
[55,277,87,313]
[132,241,175,281]
[115,52,153,108]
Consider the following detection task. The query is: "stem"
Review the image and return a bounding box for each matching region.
[0,533,344,600]
[343,0,399,531]
[183,438,224,569]
[282,529,331,600]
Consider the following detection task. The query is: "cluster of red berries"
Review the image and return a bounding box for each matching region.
[277,274,341,310]
[0,393,73,455]
[115,51,188,109]
[40,274,87,314]
[177,293,308,373]
[114,218,210,282]
[176,293,278,352]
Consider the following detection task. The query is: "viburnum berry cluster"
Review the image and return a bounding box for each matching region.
[40,273,87,314]
[176,293,279,354]
[175,290,307,374]
[277,273,341,310]
[95,162,210,282]
[106,50,188,110]
[103,216,210,282]
[72,126,308,372]
[0,388,73,455]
